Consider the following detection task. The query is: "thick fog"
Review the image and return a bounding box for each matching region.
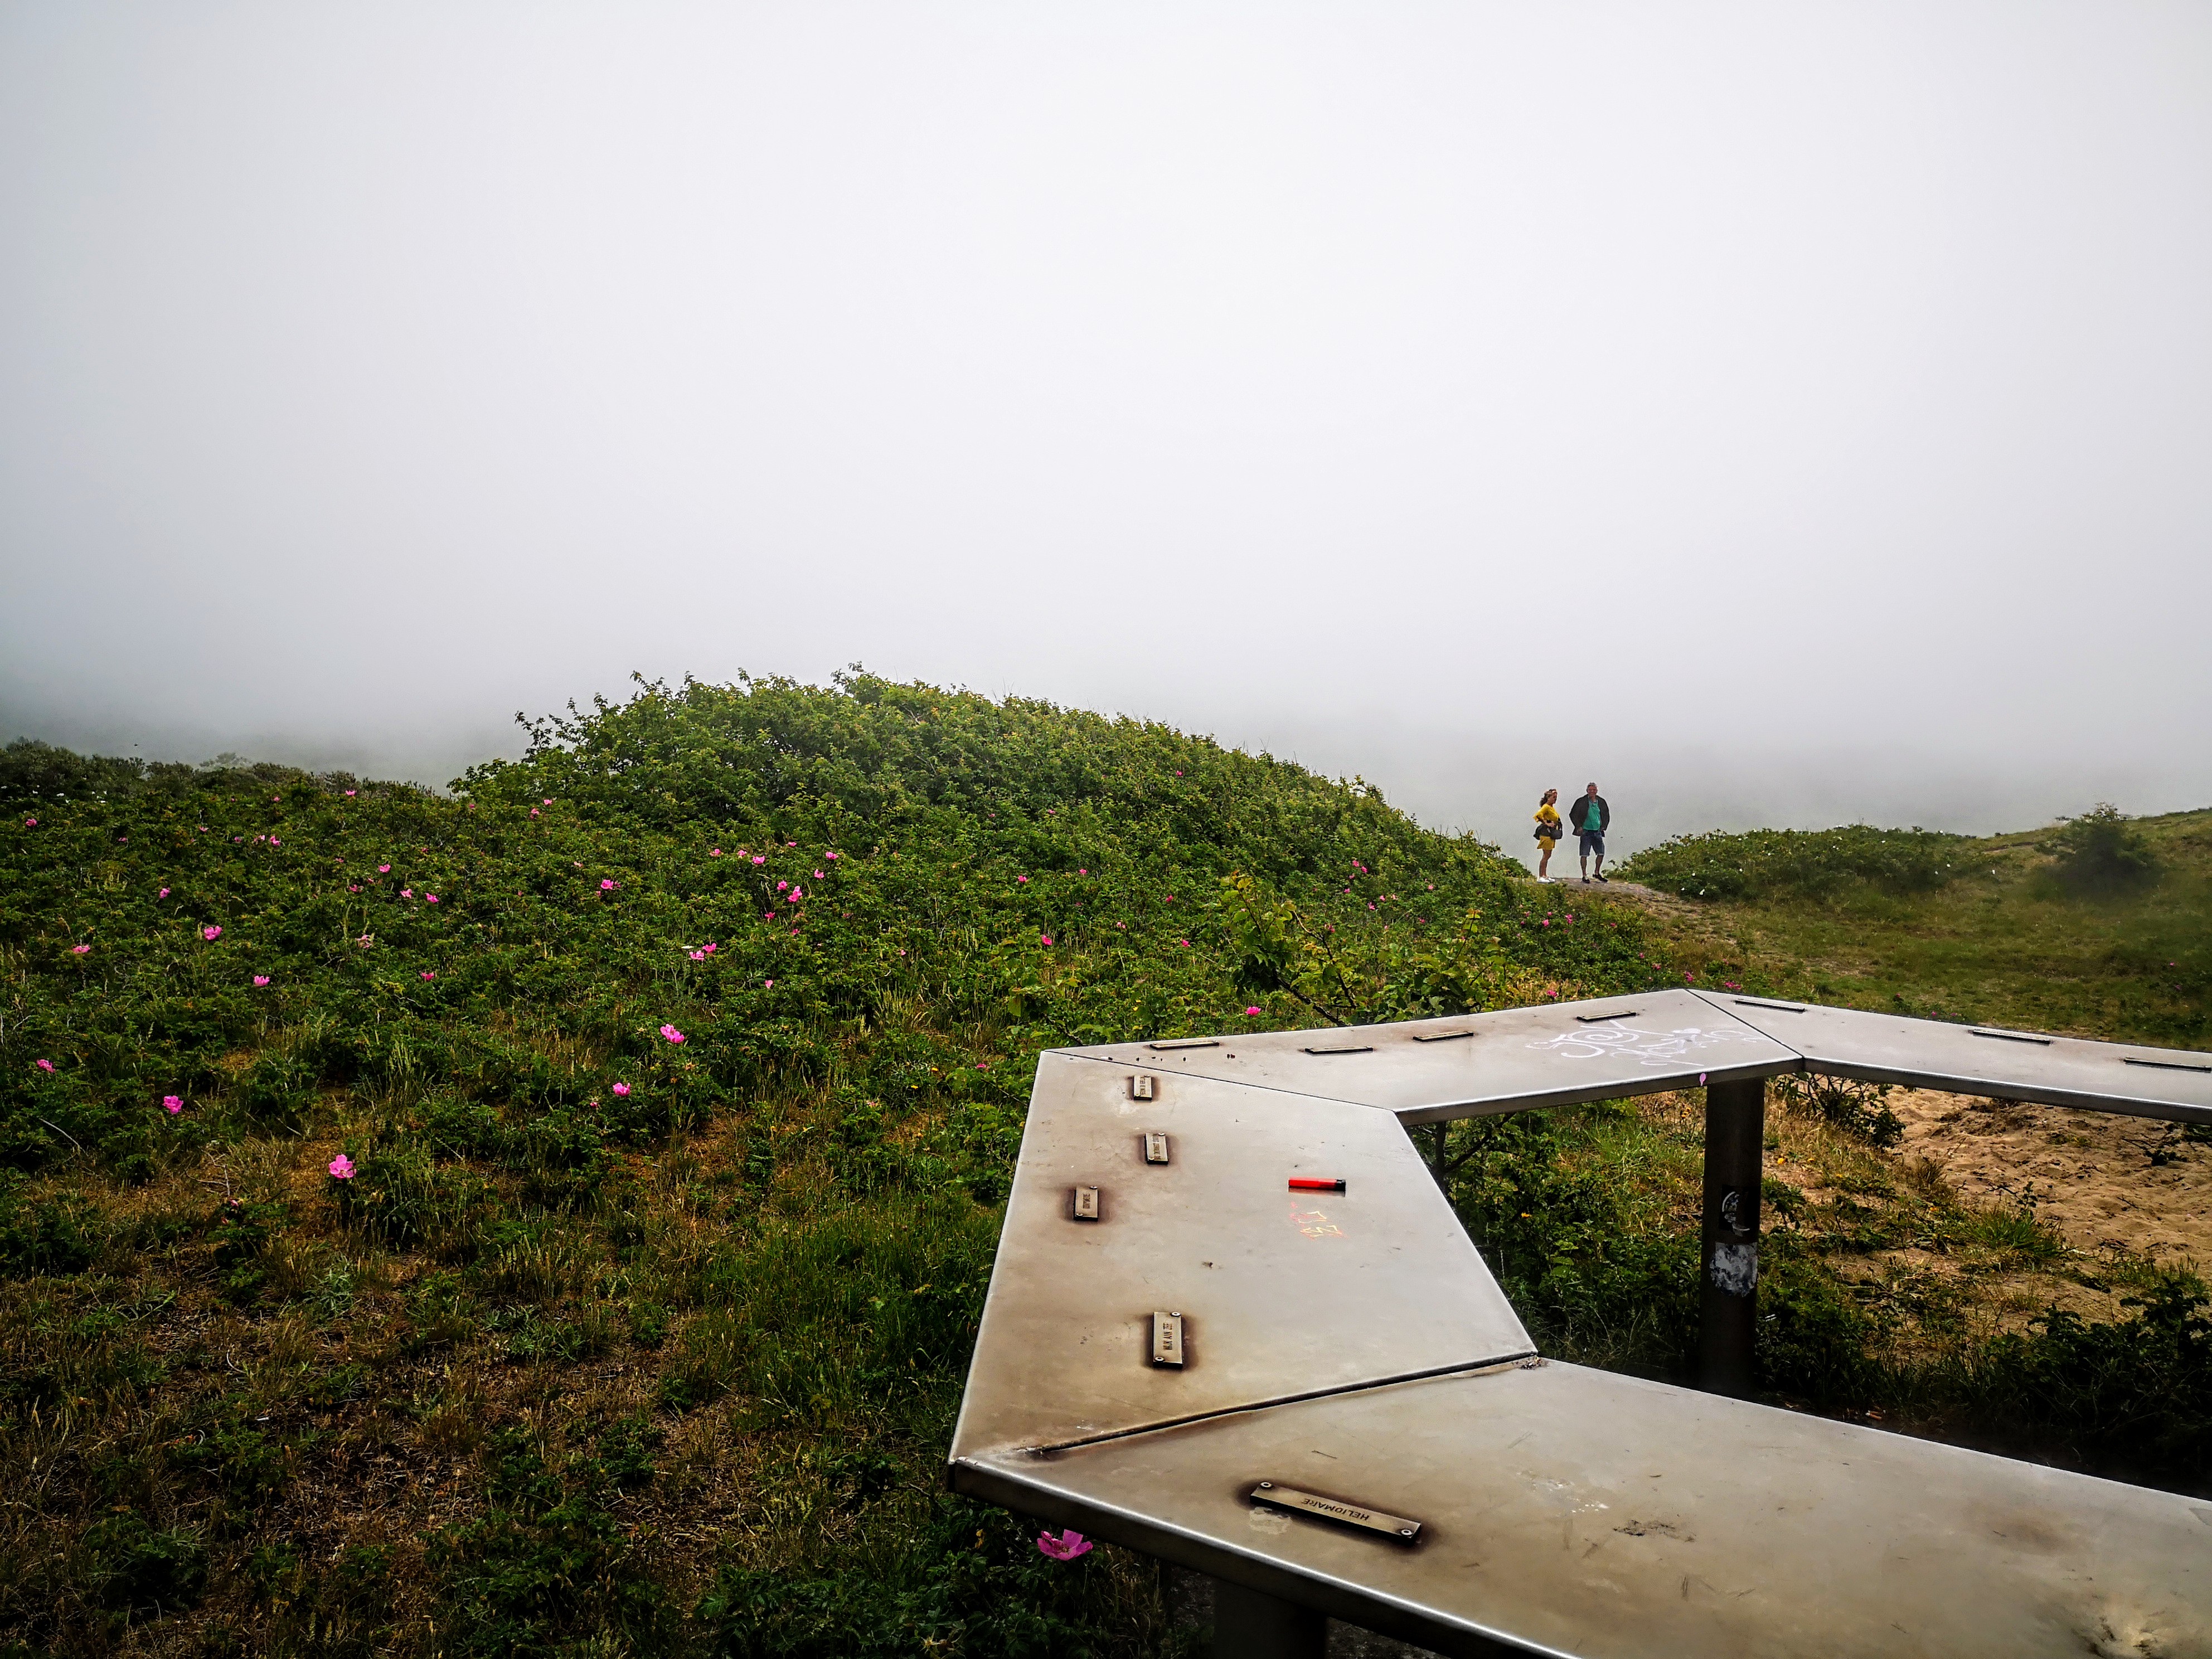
[4,3,2208,858]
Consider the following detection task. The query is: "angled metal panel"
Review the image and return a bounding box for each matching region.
[1065,991,1802,1124]
[949,1052,1532,1462]
[1695,993,2212,1124]
[955,1361,2211,1659]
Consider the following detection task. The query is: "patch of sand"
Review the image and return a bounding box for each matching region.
[1888,1089,2211,1270]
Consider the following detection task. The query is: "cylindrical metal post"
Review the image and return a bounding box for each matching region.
[1214,1578,1327,1659]
[1697,1077,1765,1398]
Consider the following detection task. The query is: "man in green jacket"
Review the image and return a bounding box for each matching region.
[1570,783,1610,884]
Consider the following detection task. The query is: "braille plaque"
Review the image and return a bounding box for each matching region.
[1574,1010,1638,1023]
[1142,1132,1170,1165]
[1148,1038,1220,1051]
[1129,1074,1156,1101]
[1250,1482,1420,1542]
[1411,1029,1473,1043]
[1151,1311,1183,1367]
[1302,1044,1373,1055]
[1072,1185,1099,1221]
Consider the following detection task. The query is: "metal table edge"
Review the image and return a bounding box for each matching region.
[945,1451,1566,1659]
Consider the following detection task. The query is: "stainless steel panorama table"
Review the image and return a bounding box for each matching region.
[949,998,2212,1658]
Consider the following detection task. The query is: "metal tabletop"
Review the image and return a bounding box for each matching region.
[1066,991,1802,1126]
[952,998,2212,1656]
[950,1053,1532,1461]
[957,1360,2210,1658]
[1696,992,2212,1124]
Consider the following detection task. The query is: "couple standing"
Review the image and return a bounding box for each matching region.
[1534,783,1609,884]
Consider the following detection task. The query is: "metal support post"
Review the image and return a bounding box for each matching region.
[1697,1076,1765,1398]
[1214,1579,1327,1659]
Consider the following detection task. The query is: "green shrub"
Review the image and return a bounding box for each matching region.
[1772,1073,1904,1148]
[2046,804,2161,896]
[1617,825,1967,902]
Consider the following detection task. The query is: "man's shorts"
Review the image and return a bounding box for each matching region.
[1579,831,1604,857]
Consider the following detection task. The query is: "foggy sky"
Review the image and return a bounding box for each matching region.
[4,2,2208,858]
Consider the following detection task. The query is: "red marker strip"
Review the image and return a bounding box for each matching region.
[1289,1177,1346,1193]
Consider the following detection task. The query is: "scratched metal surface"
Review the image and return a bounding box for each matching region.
[955,1361,2212,1659]
[1695,993,2212,1124]
[1062,991,1802,1125]
[948,1053,1532,1462]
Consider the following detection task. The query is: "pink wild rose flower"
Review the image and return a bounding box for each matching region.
[421,971,436,981]
[1037,1530,1093,1561]
[36,1059,54,1073]
[1245,1006,1262,1017]
[601,879,618,891]
[253,976,270,987]
[612,1083,631,1096]
[70,944,90,955]
[202,926,222,941]
[329,1154,356,1180]
[163,1095,183,1115]
[159,887,169,898]
[660,1024,686,1044]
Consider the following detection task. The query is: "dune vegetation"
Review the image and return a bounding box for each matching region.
[2,675,2206,1657]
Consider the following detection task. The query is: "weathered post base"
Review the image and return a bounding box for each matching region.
[1214,1578,1327,1659]
[1697,1076,1767,1397]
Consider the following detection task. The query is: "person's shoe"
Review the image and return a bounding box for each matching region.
[1595,874,1609,883]
[1580,876,1590,884]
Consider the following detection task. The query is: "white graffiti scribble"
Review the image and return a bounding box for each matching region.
[1526,1023,1762,1068]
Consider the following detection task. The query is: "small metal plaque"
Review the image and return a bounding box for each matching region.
[1151,1311,1184,1367]
[1411,1029,1473,1043]
[1250,1482,1420,1542]
[1129,1074,1156,1101]
[1574,1010,1638,1023]
[2126,1056,2212,1074]
[1732,998,1807,1013]
[1148,1039,1220,1051]
[1142,1131,1170,1165]
[1302,1044,1373,1055]
[1972,1028,2053,1045]
[1072,1185,1099,1221]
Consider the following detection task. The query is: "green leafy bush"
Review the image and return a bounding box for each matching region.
[1617,825,1968,902]
[2046,804,2161,896]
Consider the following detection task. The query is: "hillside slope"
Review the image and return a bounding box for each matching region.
[0,675,1657,1658]
[3,683,2205,1658]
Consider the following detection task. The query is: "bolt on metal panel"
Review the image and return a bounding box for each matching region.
[1061,990,1801,1124]
[955,1361,2211,1658]
[1696,992,2212,1123]
[948,1053,1532,1462]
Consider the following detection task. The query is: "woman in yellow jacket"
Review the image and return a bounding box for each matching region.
[1533,789,1563,881]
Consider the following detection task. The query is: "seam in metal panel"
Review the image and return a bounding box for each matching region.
[1020,1351,1541,1457]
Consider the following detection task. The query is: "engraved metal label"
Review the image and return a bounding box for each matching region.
[1072,1185,1099,1221]
[2124,1056,2212,1074]
[1151,1311,1183,1367]
[1302,1044,1373,1055]
[1971,1028,2054,1045]
[1148,1039,1220,1051]
[1129,1074,1155,1101]
[1250,1482,1420,1542]
[1733,998,1807,1012]
[1574,1010,1638,1023]
[1142,1132,1170,1165]
[1411,1029,1473,1043]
